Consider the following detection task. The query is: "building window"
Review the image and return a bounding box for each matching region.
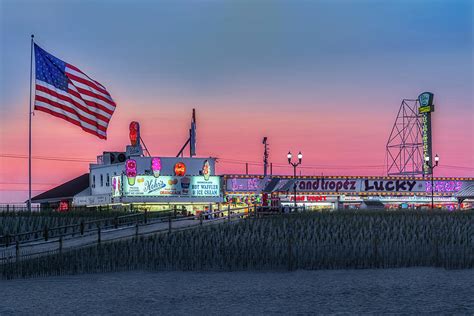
[100,174,104,187]
[106,173,110,187]
[92,175,96,188]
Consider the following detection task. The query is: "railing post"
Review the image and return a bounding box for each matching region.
[43,225,49,241]
[15,240,20,262]
[80,221,85,236]
[97,224,101,244]
[144,209,148,224]
[168,213,172,233]
[227,204,231,222]
[114,216,118,229]
[254,204,257,218]
[135,223,139,237]
[59,236,63,253]
[5,233,10,248]
[173,205,177,218]
[287,227,293,271]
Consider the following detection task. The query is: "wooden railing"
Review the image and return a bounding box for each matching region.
[0,205,254,263]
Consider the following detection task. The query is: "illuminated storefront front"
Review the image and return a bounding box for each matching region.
[223,175,474,210]
[72,156,222,213]
[72,121,223,213]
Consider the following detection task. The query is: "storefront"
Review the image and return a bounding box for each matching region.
[69,131,223,213]
[223,175,474,210]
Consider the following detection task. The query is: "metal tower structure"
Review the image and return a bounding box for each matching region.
[386,99,425,177]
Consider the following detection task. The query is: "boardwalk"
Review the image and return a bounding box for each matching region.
[0,209,248,262]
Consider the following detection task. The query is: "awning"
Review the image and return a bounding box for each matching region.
[454,184,474,199]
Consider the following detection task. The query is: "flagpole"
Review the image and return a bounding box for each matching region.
[28,34,34,211]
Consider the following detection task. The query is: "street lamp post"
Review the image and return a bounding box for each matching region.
[425,154,439,210]
[287,151,303,211]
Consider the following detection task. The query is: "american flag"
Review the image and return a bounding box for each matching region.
[34,44,116,139]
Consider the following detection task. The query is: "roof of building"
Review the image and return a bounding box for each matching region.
[454,184,474,199]
[31,173,90,204]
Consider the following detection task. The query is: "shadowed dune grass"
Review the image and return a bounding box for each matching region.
[2,210,473,279]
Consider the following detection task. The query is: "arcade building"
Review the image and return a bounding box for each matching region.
[31,120,474,212]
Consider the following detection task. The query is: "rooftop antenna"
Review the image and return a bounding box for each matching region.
[177,109,197,157]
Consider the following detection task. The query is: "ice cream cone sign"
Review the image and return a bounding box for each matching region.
[151,157,161,177]
[202,160,210,181]
[126,159,137,186]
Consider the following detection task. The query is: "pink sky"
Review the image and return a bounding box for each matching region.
[1,92,473,203]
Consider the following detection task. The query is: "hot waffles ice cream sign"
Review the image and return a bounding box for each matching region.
[123,175,220,197]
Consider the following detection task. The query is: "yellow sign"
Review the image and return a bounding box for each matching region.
[419,105,433,114]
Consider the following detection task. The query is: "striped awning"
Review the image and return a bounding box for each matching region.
[454,184,474,199]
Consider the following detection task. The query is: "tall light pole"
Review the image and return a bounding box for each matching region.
[425,154,439,210]
[287,151,302,211]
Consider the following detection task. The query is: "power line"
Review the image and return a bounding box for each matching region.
[0,189,44,192]
[1,154,94,163]
[3,153,473,171]
[218,158,474,170]
[0,182,58,185]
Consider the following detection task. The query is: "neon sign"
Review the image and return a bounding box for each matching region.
[230,178,260,191]
[174,162,186,176]
[123,175,220,197]
[112,176,121,197]
[129,121,140,146]
[289,195,328,202]
[202,160,211,181]
[125,159,137,185]
[425,181,462,193]
[418,92,434,176]
[151,157,161,178]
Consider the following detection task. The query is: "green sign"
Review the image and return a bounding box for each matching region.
[418,92,434,175]
[419,105,434,114]
[418,92,434,107]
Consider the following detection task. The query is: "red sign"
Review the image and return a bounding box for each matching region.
[289,195,327,202]
[174,162,186,176]
[58,200,69,212]
[129,121,140,146]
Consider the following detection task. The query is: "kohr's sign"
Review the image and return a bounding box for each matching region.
[123,175,220,197]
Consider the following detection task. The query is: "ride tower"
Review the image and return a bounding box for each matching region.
[386,92,435,177]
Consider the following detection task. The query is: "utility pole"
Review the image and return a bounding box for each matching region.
[263,137,269,176]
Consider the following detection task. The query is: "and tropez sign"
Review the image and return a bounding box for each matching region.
[226,177,470,194]
[122,175,220,197]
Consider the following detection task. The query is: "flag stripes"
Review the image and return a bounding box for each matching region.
[33,44,116,139]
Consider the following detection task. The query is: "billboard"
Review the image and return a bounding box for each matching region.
[122,175,220,197]
[225,176,472,194]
